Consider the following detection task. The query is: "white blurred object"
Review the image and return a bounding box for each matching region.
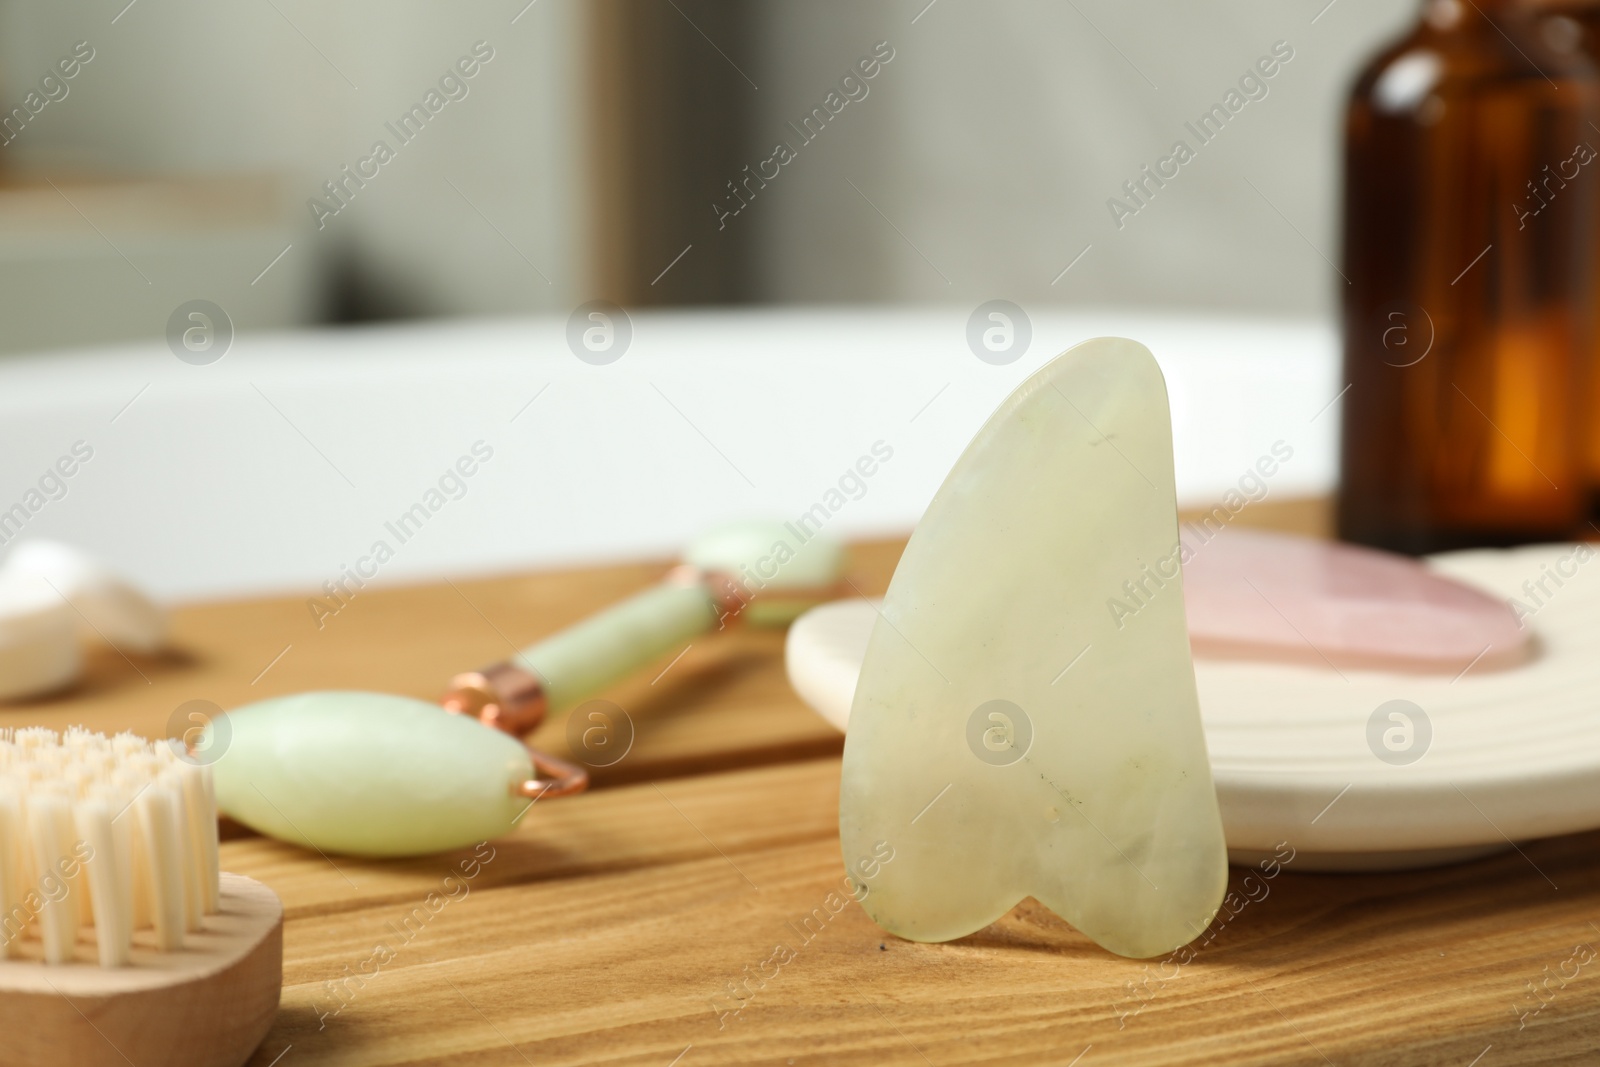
[0,308,1337,602]
[2,540,168,654]
[785,599,871,733]
[0,540,167,703]
[0,568,81,701]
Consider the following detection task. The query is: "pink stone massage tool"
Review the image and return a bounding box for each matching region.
[1177,527,1529,672]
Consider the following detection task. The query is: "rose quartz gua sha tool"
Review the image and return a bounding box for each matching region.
[1179,526,1528,672]
[840,337,1228,959]
[206,521,845,858]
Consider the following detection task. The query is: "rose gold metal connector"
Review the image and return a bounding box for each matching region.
[514,749,589,801]
[441,662,549,736]
[440,662,588,801]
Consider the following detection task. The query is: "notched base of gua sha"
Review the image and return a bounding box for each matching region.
[839,337,1227,959]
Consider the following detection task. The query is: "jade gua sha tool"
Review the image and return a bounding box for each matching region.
[840,337,1228,960]
[206,521,845,858]
[802,393,1598,871]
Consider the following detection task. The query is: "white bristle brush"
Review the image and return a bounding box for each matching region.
[0,728,282,1067]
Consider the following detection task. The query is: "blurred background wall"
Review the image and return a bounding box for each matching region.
[747,0,1414,314]
[0,0,1413,356]
[0,0,586,350]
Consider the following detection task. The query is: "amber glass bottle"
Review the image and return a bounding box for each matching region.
[1536,0,1600,511]
[1338,0,1600,553]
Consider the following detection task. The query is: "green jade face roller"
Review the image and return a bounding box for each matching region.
[205,521,846,858]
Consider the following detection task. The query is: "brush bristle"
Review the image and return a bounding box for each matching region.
[0,728,220,967]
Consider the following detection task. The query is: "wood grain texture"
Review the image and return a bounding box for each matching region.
[1179,495,1332,541]
[15,500,1599,1065]
[8,539,906,785]
[236,759,1600,1067]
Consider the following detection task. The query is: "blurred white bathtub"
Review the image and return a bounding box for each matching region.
[0,307,1338,601]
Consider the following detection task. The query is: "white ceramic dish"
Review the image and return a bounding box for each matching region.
[786,543,1599,870]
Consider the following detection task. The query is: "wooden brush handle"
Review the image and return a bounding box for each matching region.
[0,873,282,1067]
